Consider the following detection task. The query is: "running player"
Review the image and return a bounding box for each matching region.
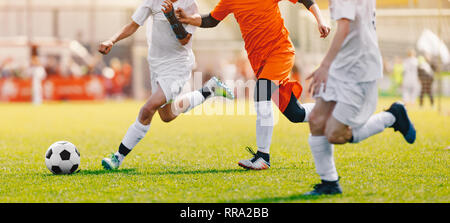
[304,0,416,195]
[99,0,234,170]
[177,0,330,170]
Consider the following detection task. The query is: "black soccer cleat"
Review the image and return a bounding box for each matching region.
[386,102,416,144]
[304,179,343,196]
[238,147,271,170]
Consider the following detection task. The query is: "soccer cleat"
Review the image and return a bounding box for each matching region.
[101,154,121,170]
[204,77,235,100]
[303,179,343,196]
[238,147,270,170]
[386,102,416,144]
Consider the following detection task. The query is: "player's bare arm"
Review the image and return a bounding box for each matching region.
[98,21,140,55]
[176,8,220,28]
[296,0,330,38]
[162,0,192,45]
[307,18,350,95]
[307,2,331,38]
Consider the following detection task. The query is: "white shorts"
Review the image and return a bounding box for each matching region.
[151,71,191,104]
[315,76,378,129]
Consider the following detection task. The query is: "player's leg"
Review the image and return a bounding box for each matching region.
[324,117,352,145]
[238,79,275,170]
[419,83,425,107]
[266,54,314,124]
[237,78,315,170]
[102,85,167,170]
[157,76,235,122]
[426,77,434,106]
[282,92,315,123]
[402,85,412,104]
[350,102,415,144]
[304,98,343,195]
[238,52,313,170]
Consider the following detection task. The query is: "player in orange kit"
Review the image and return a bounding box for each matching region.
[178,0,330,170]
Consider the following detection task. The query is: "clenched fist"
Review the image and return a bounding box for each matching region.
[318,23,331,39]
[98,40,114,55]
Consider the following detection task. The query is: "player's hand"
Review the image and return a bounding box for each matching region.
[162,0,174,13]
[318,23,331,38]
[98,40,114,55]
[176,8,188,22]
[306,65,329,95]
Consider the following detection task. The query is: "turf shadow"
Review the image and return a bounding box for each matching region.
[76,168,140,176]
[233,193,337,203]
[152,168,247,176]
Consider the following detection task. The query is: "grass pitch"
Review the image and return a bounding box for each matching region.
[0,98,448,203]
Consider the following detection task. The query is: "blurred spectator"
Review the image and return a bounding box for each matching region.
[29,45,47,105]
[44,55,61,76]
[402,49,420,105]
[221,59,238,83]
[103,57,133,97]
[110,57,122,73]
[418,54,435,107]
[235,51,253,81]
[202,69,214,84]
[67,58,83,77]
[1,58,19,78]
[76,30,91,52]
[391,56,404,95]
[89,54,105,75]
[121,60,133,96]
[291,64,302,83]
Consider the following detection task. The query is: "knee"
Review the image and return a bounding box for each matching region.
[159,113,175,123]
[325,127,348,145]
[308,112,326,131]
[283,98,306,123]
[284,111,303,123]
[326,134,344,144]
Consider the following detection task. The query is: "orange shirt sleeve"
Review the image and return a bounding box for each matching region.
[276,0,298,3]
[210,0,231,21]
[274,0,297,3]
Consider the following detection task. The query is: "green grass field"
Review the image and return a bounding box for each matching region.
[0,98,448,203]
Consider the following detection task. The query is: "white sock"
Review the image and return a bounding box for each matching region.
[352,112,396,143]
[302,103,315,122]
[177,91,206,114]
[119,119,151,160]
[255,101,274,154]
[308,135,338,181]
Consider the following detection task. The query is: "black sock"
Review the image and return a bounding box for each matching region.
[199,87,212,99]
[118,143,132,157]
[256,151,270,163]
[321,179,340,184]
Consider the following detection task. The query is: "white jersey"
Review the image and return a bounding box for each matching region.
[132,0,198,76]
[329,0,383,83]
[403,57,419,85]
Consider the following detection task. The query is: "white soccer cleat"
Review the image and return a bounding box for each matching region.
[238,147,270,170]
[204,77,235,100]
[101,154,121,170]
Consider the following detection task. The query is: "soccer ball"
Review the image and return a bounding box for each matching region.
[45,141,80,174]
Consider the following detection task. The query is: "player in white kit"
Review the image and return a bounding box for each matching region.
[304,0,416,195]
[98,0,234,170]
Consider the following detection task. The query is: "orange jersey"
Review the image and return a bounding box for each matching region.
[211,0,298,74]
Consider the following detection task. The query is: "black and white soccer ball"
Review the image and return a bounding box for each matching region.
[45,141,80,174]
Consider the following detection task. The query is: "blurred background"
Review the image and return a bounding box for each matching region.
[0,0,449,109]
